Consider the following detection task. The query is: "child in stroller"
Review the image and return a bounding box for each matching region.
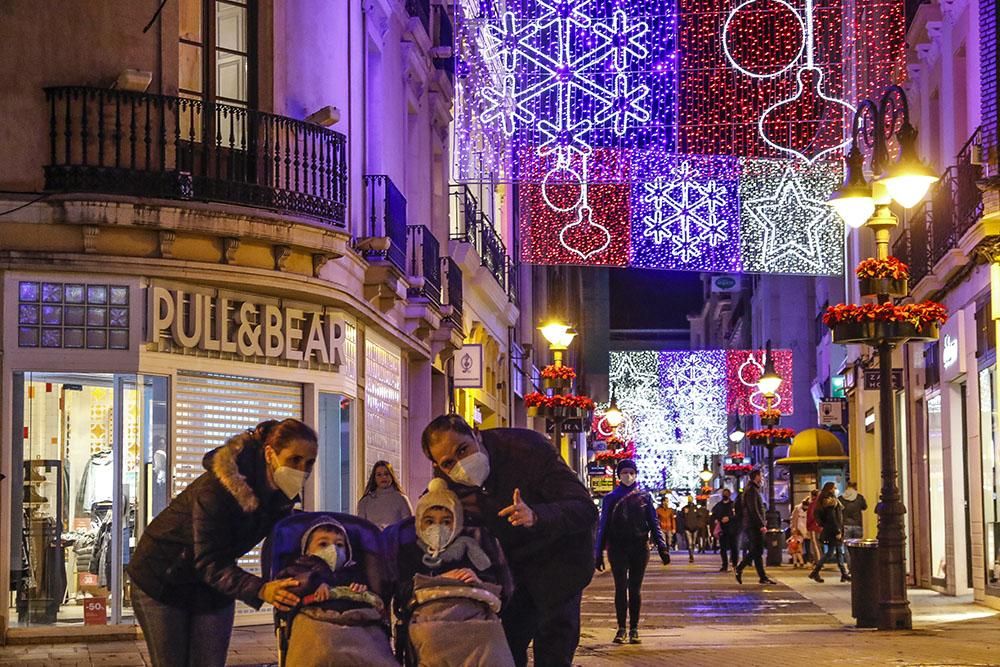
[264,512,397,667]
[385,478,515,667]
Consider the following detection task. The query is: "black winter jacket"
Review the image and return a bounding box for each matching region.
[439,428,598,608]
[710,499,738,534]
[740,482,767,531]
[127,434,294,611]
[816,497,845,543]
[595,483,668,555]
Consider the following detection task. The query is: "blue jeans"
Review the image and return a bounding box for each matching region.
[812,541,848,576]
[132,585,236,667]
[843,525,863,567]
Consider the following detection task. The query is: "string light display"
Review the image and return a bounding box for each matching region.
[739,158,844,274]
[610,348,794,489]
[452,0,906,275]
[630,152,741,271]
[725,348,794,414]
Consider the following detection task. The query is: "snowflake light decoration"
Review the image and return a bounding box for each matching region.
[630,152,741,271]
[610,349,794,489]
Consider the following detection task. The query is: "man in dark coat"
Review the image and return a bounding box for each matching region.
[734,469,777,585]
[421,415,598,667]
[710,488,739,572]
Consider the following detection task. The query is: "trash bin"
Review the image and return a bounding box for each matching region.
[845,538,879,628]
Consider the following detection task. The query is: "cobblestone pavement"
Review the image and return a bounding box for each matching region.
[0,553,998,665]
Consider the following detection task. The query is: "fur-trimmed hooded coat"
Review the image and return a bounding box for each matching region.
[127,432,295,611]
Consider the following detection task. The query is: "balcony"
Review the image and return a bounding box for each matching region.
[361,174,408,310]
[891,128,989,297]
[450,185,516,301]
[406,225,442,304]
[431,255,466,358]
[43,86,347,226]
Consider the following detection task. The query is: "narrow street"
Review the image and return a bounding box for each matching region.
[2,552,999,666]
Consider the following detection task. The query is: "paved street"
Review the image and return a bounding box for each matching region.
[1,553,999,665]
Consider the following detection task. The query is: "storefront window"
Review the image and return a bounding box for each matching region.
[10,372,166,626]
[895,391,912,575]
[980,366,1000,591]
[319,393,352,512]
[927,394,947,584]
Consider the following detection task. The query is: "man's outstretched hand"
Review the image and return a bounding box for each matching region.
[499,488,537,528]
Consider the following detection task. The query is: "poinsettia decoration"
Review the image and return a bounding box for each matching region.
[541,364,577,380]
[524,392,596,410]
[746,427,796,441]
[856,256,909,280]
[823,301,948,331]
[723,463,754,473]
[759,408,781,421]
[594,441,637,463]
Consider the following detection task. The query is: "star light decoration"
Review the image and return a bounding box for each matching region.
[609,349,793,490]
[739,158,844,274]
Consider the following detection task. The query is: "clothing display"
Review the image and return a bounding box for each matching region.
[16,460,67,625]
[76,451,114,516]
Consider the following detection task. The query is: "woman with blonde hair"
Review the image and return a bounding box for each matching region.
[357,460,412,529]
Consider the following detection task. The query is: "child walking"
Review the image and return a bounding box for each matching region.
[787,529,806,568]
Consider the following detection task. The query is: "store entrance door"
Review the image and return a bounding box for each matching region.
[11,372,167,627]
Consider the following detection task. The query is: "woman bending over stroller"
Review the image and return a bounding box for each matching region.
[387,478,515,667]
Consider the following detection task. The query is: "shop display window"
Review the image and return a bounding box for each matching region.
[319,393,353,512]
[10,373,168,626]
[927,394,948,585]
[979,366,1000,593]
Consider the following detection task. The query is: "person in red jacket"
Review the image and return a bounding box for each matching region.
[805,488,822,563]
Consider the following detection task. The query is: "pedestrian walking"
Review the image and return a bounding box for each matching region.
[809,482,851,583]
[696,500,712,552]
[839,481,867,567]
[675,499,687,552]
[128,419,318,667]
[806,488,822,562]
[356,460,412,529]
[734,469,777,585]
[680,496,705,562]
[656,496,676,551]
[595,460,670,645]
[790,496,811,563]
[420,415,597,667]
[710,488,739,572]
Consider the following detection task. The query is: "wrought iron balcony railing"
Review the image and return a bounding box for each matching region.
[441,256,464,324]
[363,174,408,273]
[44,86,347,226]
[893,128,984,289]
[450,185,515,298]
[405,0,431,33]
[407,225,442,305]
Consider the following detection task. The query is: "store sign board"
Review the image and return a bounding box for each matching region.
[940,309,966,383]
[819,398,846,426]
[454,344,483,388]
[590,475,614,494]
[863,369,903,390]
[148,285,346,369]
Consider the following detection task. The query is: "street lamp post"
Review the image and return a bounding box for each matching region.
[539,321,578,458]
[828,85,938,631]
[757,340,784,566]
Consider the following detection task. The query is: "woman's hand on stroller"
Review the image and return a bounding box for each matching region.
[441,568,481,584]
[348,582,368,594]
[259,578,301,612]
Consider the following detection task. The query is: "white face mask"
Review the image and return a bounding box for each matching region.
[273,465,308,499]
[448,451,490,487]
[312,544,347,571]
[619,472,637,486]
[420,523,455,557]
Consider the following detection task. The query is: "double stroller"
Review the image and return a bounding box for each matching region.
[264,511,514,667]
[263,511,396,667]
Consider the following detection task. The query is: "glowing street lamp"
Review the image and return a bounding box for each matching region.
[757,340,783,398]
[699,458,714,485]
[539,321,578,368]
[728,413,746,443]
[605,386,625,430]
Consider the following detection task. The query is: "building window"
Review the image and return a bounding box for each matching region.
[924,341,941,388]
[179,0,255,108]
[927,393,947,584]
[18,282,129,350]
[364,334,403,478]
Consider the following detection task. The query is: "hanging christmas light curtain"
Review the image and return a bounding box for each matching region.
[610,348,793,488]
[452,0,906,275]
